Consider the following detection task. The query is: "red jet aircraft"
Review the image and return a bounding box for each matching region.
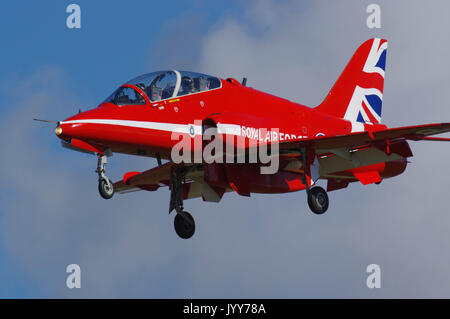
[38,38,450,239]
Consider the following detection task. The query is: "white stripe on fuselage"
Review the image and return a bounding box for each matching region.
[61,119,307,142]
[62,119,245,137]
[61,119,202,135]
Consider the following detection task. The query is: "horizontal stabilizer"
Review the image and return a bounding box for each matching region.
[279,122,450,153]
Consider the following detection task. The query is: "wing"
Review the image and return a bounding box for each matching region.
[279,122,450,153]
[113,123,449,196]
[113,162,214,200]
[113,161,175,193]
[277,122,450,188]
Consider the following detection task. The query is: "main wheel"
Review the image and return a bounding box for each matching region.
[307,186,329,215]
[98,178,114,199]
[174,211,195,239]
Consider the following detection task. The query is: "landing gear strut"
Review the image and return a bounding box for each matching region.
[169,167,195,239]
[298,146,329,215]
[96,154,114,199]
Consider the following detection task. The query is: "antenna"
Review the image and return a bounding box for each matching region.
[241,77,247,86]
[33,119,59,124]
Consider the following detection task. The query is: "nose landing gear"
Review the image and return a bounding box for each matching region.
[298,146,329,215]
[169,167,196,239]
[96,154,114,199]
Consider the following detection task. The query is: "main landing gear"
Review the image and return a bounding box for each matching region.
[307,186,329,215]
[96,154,114,199]
[169,167,195,239]
[298,146,329,215]
[174,212,195,239]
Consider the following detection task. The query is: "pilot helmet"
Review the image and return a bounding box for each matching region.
[181,76,194,92]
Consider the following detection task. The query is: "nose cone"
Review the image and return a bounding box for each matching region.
[56,109,96,141]
[56,105,114,143]
[57,114,86,142]
[55,126,63,136]
[56,105,116,149]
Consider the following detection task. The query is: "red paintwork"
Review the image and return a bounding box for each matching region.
[59,79,386,157]
[381,159,408,178]
[123,172,140,185]
[55,77,406,194]
[352,170,382,185]
[71,138,104,154]
[56,38,449,197]
[316,39,387,120]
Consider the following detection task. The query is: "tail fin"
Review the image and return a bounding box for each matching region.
[315,38,387,129]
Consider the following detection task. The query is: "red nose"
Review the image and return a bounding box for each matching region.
[55,108,106,141]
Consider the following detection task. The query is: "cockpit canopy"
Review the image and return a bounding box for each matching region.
[104,70,221,106]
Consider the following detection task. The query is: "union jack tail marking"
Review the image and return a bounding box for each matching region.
[315,38,388,132]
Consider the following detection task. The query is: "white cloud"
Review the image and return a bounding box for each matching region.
[195,0,450,297]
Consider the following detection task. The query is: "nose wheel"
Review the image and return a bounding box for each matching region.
[169,167,196,239]
[98,177,114,199]
[307,186,329,215]
[96,154,114,199]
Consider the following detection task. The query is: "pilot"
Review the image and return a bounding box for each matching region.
[196,76,209,92]
[181,76,195,95]
[133,90,145,104]
[149,84,162,101]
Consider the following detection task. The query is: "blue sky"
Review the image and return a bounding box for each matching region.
[0,0,246,298]
[0,1,244,108]
[1,0,450,298]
